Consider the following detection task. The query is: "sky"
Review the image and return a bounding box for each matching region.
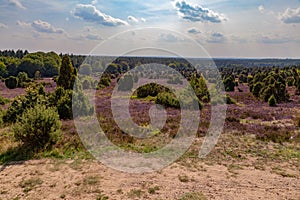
[0,0,300,58]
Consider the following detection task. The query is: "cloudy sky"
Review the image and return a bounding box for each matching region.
[0,0,300,58]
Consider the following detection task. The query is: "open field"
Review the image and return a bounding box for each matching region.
[0,78,299,200]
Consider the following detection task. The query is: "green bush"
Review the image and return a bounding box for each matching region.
[156,90,202,110]
[13,104,61,148]
[5,76,18,89]
[3,84,46,123]
[17,72,30,88]
[136,83,166,98]
[52,86,94,119]
[156,92,180,108]
[223,76,235,92]
[97,76,111,89]
[268,95,277,107]
[0,95,9,105]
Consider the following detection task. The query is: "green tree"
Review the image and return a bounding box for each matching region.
[223,76,235,92]
[0,61,8,78]
[268,95,277,107]
[252,82,263,97]
[57,55,77,90]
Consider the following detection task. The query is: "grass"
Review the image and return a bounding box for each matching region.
[178,192,207,200]
[19,178,43,193]
[148,186,160,194]
[83,175,100,185]
[178,174,189,183]
[127,189,144,199]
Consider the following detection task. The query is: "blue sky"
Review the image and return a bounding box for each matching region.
[0,0,300,58]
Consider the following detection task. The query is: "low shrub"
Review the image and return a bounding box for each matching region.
[97,76,111,89]
[5,76,18,89]
[268,95,277,107]
[136,83,166,98]
[256,127,291,144]
[13,104,61,148]
[226,94,236,104]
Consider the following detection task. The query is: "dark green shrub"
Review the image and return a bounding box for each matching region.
[189,75,209,101]
[53,86,94,119]
[97,76,111,89]
[223,76,235,92]
[13,104,61,148]
[252,82,262,97]
[156,92,180,108]
[136,83,166,98]
[156,90,202,110]
[56,89,73,119]
[286,77,294,86]
[268,95,277,107]
[5,76,18,89]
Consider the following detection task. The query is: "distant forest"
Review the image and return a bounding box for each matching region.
[0,49,300,80]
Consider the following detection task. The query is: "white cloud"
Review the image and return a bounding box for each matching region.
[173,0,226,23]
[73,4,128,26]
[280,7,300,24]
[31,20,65,34]
[0,23,8,29]
[8,0,25,9]
[91,0,98,5]
[159,33,183,42]
[206,32,226,43]
[16,20,31,27]
[81,33,103,40]
[258,5,265,13]
[17,20,65,34]
[141,18,146,22]
[187,27,201,34]
[127,16,139,23]
[256,34,290,44]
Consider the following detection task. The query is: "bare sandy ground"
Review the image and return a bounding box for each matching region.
[0,157,299,200]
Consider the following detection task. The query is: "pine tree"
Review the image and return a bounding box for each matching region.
[57,55,76,90]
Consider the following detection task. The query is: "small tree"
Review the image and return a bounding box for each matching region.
[268,95,277,107]
[17,72,29,87]
[223,77,235,92]
[57,55,76,90]
[13,104,61,148]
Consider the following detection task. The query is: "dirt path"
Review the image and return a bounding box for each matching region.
[0,158,299,200]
